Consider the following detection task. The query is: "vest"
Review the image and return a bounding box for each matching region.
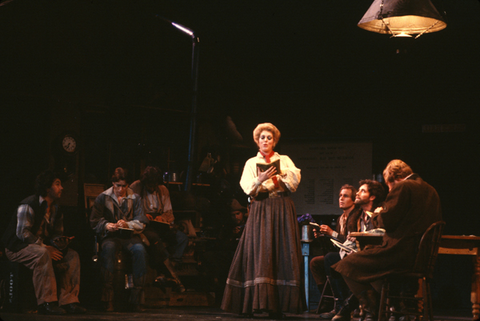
[2,195,48,253]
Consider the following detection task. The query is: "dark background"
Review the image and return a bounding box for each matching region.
[0,0,479,311]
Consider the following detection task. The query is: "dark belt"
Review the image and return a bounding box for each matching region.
[253,191,289,201]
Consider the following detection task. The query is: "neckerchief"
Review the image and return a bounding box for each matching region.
[260,150,279,188]
[357,210,371,232]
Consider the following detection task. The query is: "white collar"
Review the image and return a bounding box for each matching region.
[104,186,136,202]
[403,173,414,181]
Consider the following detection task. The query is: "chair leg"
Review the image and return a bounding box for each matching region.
[316,276,335,313]
[419,277,426,321]
[425,279,434,321]
[378,281,389,321]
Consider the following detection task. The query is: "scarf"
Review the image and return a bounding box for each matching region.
[260,150,279,189]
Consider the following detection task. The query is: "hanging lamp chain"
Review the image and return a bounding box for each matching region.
[379,0,396,36]
[414,20,441,39]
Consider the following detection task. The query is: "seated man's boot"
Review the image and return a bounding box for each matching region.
[61,303,87,314]
[331,306,351,321]
[320,298,341,319]
[331,294,359,321]
[101,268,115,311]
[164,258,185,293]
[129,286,145,312]
[130,273,146,312]
[364,312,377,321]
[268,311,286,319]
[357,289,379,321]
[104,301,114,312]
[318,298,334,314]
[38,302,66,315]
[320,309,336,320]
[154,273,168,293]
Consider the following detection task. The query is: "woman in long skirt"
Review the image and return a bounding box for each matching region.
[221,122,306,319]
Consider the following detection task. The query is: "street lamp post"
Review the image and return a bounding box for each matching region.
[156,16,199,192]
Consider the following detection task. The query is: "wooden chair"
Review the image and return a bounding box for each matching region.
[84,183,105,216]
[83,183,104,262]
[378,221,446,321]
[316,276,337,313]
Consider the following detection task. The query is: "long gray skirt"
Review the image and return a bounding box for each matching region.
[221,195,306,315]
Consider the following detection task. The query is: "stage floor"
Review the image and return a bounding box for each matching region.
[0,307,475,321]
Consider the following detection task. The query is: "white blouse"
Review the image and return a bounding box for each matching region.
[240,151,301,197]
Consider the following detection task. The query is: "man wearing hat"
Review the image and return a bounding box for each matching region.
[201,198,248,305]
[229,199,248,234]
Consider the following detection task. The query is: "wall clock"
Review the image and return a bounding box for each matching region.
[61,134,77,154]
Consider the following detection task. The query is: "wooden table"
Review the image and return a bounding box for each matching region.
[438,235,480,320]
[349,231,384,250]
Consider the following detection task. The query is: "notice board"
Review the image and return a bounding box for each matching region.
[281,141,372,216]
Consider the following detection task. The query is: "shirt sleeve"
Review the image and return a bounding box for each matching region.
[239,157,264,196]
[16,204,40,245]
[278,155,301,193]
[127,197,147,232]
[159,185,175,224]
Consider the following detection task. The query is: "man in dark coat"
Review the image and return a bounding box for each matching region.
[331,160,442,321]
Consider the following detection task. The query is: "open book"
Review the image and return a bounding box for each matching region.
[307,222,342,241]
[256,159,281,174]
[149,220,171,235]
[331,239,358,253]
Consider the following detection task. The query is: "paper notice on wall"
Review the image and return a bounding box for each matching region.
[281,141,372,216]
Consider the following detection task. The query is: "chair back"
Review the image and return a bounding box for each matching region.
[412,221,445,278]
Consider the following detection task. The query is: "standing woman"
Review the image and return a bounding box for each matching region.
[221,123,306,319]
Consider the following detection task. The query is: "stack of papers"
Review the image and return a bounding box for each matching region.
[331,239,357,253]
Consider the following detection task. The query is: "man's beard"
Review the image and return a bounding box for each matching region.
[355,198,369,205]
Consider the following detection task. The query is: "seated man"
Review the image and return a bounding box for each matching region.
[332,160,442,321]
[90,167,149,312]
[310,185,360,315]
[311,181,385,320]
[325,179,385,320]
[2,170,86,315]
[200,198,248,305]
[130,165,187,293]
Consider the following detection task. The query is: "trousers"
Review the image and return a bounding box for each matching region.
[99,236,147,303]
[5,244,81,306]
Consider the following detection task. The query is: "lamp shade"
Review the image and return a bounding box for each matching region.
[358,0,446,37]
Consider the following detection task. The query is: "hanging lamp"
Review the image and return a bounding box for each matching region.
[358,0,447,38]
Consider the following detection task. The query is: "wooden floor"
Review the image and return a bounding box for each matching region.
[0,307,475,321]
[1,247,476,321]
